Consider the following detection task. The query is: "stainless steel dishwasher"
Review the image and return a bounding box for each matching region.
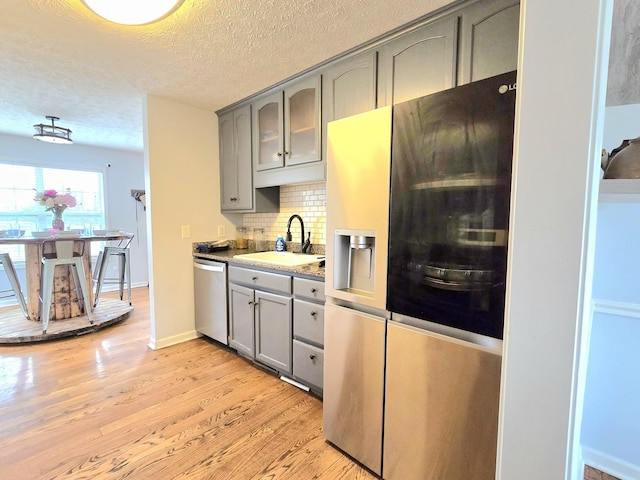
[193,257,228,345]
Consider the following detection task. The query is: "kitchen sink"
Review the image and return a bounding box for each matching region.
[233,251,325,267]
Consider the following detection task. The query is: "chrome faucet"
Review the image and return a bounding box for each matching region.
[286,214,311,254]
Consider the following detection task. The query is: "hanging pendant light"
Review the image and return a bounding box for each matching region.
[33,116,73,145]
[81,0,185,26]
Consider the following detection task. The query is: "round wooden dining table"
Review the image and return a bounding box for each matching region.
[0,232,131,321]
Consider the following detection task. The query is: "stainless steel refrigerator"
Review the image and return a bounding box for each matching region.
[324,107,392,476]
[324,71,516,479]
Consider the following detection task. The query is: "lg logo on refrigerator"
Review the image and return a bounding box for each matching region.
[499,83,517,94]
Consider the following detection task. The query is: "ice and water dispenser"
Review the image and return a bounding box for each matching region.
[332,229,377,297]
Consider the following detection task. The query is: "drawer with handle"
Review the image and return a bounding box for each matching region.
[293,339,324,391]
[293,277,325,302]
[229,265,291,294]
[293,299,324,346]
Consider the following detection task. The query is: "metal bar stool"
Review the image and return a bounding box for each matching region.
[39,239,94,334]
[0,252,29,319]
[93,234,133,307]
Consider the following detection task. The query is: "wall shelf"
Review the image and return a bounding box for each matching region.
[599,179,640,203]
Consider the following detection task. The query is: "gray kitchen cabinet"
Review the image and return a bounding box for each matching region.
[252,91,283,172]
[321,50,377,162]
[228,282,255,357]
[219,106,253,211]
[228,266,293,374]
[291,277,325,393]
[253,75,324,188]
[255,290,293,373]
[378,16,458,106]
[322,51,377,123]
[217,0,520,198]
[458,0,520,84]
[219,105,279,213]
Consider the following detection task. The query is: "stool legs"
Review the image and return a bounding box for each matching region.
[94,248,131,307]
[0,253,29,319]
[93,250,109,307]
[39,262,56,334]
[40,259,94,334]
[123,249,131,306]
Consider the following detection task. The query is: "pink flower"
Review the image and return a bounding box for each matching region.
[34,188,78,212]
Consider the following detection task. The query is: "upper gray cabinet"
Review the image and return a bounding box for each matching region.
[219,106,253,211]
[457,0,520,84]
[378,16,458,106]
[252,91,283,172]
[253,75,323,188]
[217,0,520,197]
[219,105,279,213]
[321,50,378,162]
[322,51,378,122]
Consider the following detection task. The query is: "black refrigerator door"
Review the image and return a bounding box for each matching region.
[387,70,517,339]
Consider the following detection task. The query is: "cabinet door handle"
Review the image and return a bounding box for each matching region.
[248,301,253,306]
[309,354,316,360]
[310,288,317,294]
[284,150,289,156]
[252,276,258,281]
[310,311,317,317]
[277,152,283,157]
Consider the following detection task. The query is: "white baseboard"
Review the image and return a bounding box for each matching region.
[582,446,640,480]
[148,330,200,350]
[98,281,148,292]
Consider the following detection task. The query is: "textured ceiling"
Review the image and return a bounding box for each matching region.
[0,0,451,151]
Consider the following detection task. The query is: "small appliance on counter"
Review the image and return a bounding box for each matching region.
[194,240,229,254]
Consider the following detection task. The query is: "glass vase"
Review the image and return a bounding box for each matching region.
[52,210,65,231]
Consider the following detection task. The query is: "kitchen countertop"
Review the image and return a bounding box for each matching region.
[193,248,325,280]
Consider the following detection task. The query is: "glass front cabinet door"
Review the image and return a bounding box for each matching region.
[253,76,321,172]
[254,92,284,171]
[284,76,321,166]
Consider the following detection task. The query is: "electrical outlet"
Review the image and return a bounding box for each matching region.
[217,225,225,237]
[181,225,190,239]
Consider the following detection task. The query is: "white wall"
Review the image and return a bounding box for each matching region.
[580,103,640,479]
[497,0,610,478]
[0,132,148,291]
[144,95,236,349]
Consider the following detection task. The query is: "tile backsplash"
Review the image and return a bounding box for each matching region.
[241,181,326,250]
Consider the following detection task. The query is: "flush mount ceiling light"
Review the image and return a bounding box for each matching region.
[33,116,73,145]
[81,0,185,26]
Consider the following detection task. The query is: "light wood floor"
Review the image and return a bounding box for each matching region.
[0,287,376,480]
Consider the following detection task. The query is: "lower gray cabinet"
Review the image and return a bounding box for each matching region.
[228,266,292,374]
[291,277,325,393]
[228,265,325,393]
[228,283,255,357]
[255,290,292,373]
[293,340,324,391]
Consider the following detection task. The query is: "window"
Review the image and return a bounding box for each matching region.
[0,163,105,263]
